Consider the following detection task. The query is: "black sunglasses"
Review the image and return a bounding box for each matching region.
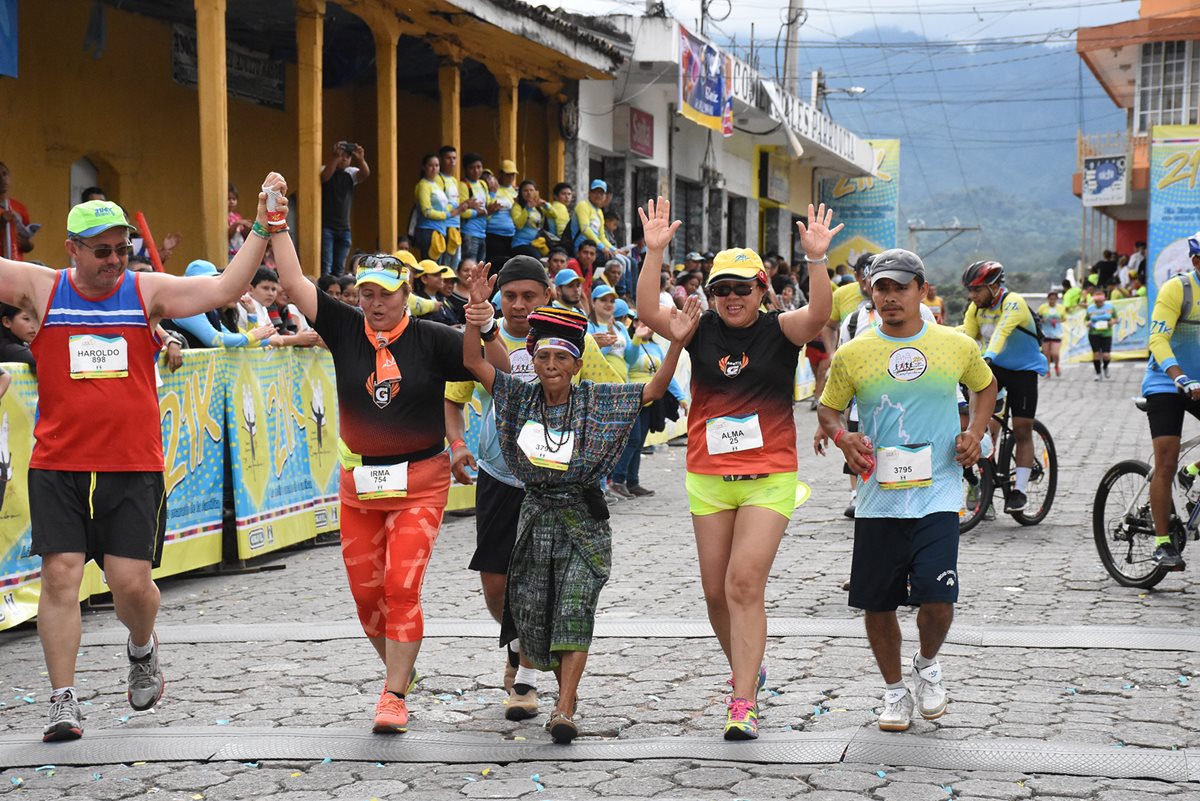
[73,240,134,260]
[710,283,755,298]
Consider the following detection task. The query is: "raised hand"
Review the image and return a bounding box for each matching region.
[667,294,703,344]
[462,263,497,306]
[256,172,288,226]
[637,197,682,252]
[795,203,844,260]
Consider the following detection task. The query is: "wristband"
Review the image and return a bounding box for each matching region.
[833,428,847,446]
[249,221,272,240]
[479,318,496,334]
[1176,374,1192,388]
[450,439,466,452]
[805,254,829,264]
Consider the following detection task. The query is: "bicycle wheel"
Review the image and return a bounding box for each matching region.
[999,419,1057,525]
[1092,459,1169,589]
[959,459,993,534]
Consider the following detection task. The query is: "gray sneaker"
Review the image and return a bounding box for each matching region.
[127,633,164,711]
[43,689,83,742]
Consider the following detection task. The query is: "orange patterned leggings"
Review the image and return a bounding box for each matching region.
[339,504,444,642]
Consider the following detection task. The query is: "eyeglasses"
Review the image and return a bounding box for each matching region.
[73,240,134,260]
[710,283,755,298]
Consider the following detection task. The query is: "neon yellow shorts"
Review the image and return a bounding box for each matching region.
[685,471,799,519]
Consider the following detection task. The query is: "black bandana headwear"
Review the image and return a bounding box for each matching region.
[526,306,588,358]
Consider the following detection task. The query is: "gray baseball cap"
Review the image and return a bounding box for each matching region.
[869,249,926,286]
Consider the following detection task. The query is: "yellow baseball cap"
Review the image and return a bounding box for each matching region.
[416,259,440,276]
[500,159,518,175]
[392,249,419,270]
[707,248,767,286]
[355,254,411,292]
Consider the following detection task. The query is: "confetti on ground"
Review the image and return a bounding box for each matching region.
[481,768,491,776]
[242,763,259,769]
[21,696,35,704]
[942,786,954,796]
[322,758,332,764]
[1065,687,1077,695]
[192,794,204,799]
[877,770,887,778]
[290,772,301,778]
[10,778,23,787]
[34,766,55,773]
[92,773,103,781]
[1179,676,1190,685]
[215,719,230,725]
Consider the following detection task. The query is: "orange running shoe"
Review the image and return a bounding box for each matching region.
[373,689,409,734]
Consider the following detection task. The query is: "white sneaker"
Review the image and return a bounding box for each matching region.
[910,655,948,720]
[877,687,913,732]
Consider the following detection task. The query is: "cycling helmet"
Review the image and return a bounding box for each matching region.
[1188,231,1200,257]
[962,260,1004,288]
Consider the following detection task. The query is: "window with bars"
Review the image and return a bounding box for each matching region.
[1135,40,1200,133]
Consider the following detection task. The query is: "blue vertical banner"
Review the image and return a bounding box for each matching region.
[819,139,900,268]
[0,0,15,78]
[1148,125,1200,304]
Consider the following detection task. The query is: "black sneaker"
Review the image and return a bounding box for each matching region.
[1153,542,1187,571]
[843,503,855,519]
[1179,467,1197,491]
[1004,490,1028,513]
[628,484,655,498]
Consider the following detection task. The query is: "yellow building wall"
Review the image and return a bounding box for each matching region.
[788,162,815,216]
[2,2,559,270]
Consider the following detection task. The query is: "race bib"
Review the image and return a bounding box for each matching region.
[69,334,128,379]
[876,444,933,489]
[352,463,408,500]
[1093,319,1109,330]
[518,421,574,470]
[705,413,764,455]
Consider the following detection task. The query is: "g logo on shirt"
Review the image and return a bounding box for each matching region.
[718,353,749,378]
[888,347,927,381]
[366,375,399,409]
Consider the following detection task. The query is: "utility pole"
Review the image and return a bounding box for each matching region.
[783,0,803,92]
[907,223,981,259]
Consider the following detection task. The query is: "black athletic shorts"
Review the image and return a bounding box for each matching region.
[29,469,167,568]
[989,364,1038,420]
[848,512,959,612]
[1088,333,1113,354]
[469,468,525,574]
[1145,392,1200,440]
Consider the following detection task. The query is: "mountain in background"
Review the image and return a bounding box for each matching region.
[744,26,1126,293]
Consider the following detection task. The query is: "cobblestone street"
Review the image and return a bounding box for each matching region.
[2,361,1198,800]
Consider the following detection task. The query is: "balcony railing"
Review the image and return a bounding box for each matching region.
[1076,131,1150,170]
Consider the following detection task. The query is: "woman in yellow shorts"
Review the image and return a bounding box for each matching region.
[636,198,841,740]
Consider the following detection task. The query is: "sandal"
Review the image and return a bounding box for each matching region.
[546,710,578,744]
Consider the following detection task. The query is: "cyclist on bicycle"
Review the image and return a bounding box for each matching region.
[960,260,1048,514]
[1139,232,1200,571]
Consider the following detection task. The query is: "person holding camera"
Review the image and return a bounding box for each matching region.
[321,141,371,276]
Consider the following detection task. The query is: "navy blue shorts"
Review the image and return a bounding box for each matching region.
[848,512,959,612]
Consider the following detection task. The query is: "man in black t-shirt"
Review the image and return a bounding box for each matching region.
[321,141,371,276]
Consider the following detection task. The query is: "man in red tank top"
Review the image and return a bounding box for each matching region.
[0,172,291,742]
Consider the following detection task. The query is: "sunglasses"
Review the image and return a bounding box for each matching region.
[73,240,134,260]
[710,283,755,298]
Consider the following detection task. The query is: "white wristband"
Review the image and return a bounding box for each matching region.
[804,254,829,264]
[479,318,496,334]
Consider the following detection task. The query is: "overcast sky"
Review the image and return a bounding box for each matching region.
[543,0,1141,48]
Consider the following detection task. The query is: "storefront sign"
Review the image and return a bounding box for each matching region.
[1082,154,1128,207]
[630,107,654,158]
[760,80,861,166]
[1148,125,1200,302]
[759,151,789,204]
[172,24,286,110]
[818,139,901,268]
[678,26,733,137]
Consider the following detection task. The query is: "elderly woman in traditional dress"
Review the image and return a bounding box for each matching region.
[461,271,700,743]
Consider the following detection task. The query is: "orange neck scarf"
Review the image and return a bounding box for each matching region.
[366,313,409,384]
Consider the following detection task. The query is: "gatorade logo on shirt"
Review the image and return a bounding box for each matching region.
[719,353,749,378]
[888,347,928,381]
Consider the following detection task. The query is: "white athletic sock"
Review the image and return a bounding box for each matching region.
[914,653,936,669]
[514,665,539,689]
[1015,467,1031,492]
[884,682,908,704]
[128,637,155,658]
[51,686,76,700]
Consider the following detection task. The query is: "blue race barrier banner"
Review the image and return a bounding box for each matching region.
[1148,125,1200,304]
[0,354,228,631]
[1064,297,1149,363]
[225,348,332,560]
